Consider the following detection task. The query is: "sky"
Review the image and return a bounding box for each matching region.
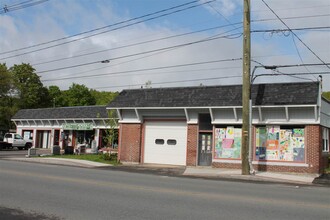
[0,0,330,92]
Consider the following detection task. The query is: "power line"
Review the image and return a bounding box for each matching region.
[252,13,330,23]
[91,75,242,90]
[43,65,242,82]
[251,26,330,33]
[0,0,49,14]
[24,13,330,67]
[0,0,215,59]
[41,58,242,82]
[32,22,242,66]
[32,24,329,67]
[261,0,330,70]
[37,31,243,74]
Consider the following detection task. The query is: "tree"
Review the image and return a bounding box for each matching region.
[102,110,118,148]
[10,63,50,109]
[0,64,14,131]
[0,63,12,98]
[63,83,96,106]
[323,91,330,101]
[90,89,119,105]
[48,85,66,107]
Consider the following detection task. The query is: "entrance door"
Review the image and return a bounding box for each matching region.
[198,133,212,166]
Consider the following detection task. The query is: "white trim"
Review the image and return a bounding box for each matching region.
[135,108,141,122]
[258,106,262,121]
[184,108,189,122]
[209,108,214,123]
[12,118,110,122]
[107,104,317,110]
[261,121,319,125]
[314,106,318,121]
[212,159,242,164]
[252,161,309,167]
[285,107,289,122]
[116,109,122,121]
[233,108,238,122]
[118,120,141,124]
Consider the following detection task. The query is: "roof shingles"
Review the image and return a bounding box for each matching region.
[107,82,319,108]
[12,105,108,120]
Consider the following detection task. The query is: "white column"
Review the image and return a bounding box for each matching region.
[95,129,100,148]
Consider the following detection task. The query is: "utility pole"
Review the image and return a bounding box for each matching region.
[241,0,251,175]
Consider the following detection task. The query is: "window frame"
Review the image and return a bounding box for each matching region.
[322,127,329,153]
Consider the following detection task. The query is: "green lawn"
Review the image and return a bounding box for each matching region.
[50,154,120,165]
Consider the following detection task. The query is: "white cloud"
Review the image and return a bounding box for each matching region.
[0,0,329,91]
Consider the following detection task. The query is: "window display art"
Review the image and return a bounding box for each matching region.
[215,127,241,159]
[255,126,305,162]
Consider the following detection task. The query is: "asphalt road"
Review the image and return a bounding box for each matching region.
[0,160,329,220]
[0,149,27,158]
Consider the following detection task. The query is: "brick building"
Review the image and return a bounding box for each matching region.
[108,82,330,174]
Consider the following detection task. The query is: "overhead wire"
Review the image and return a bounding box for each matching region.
[34,25,328,74]
[91,75,243,90]
[0,0,215,59]
[37,29,243,74]
[261,0,330,70]
[32,22,242,66]
[41,58,243,82]
[0,0,49,14]
[27,16,330,68]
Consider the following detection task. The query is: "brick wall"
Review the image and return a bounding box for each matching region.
[305,125,322,173]
[186,124,198,166]
[118,123,142,163]
[212,162,242,169]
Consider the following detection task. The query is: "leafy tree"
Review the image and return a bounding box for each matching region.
[323,91,330,101]
[90,89,119,105]
[63,83,96,106]
[0,64,14,130]
[48,85,66,107]
[0,63,12,98]
[102,110,118,148]
[10,63,50,109]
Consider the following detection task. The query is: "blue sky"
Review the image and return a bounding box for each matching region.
[0,0,329,91]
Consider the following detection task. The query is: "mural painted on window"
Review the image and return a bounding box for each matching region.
[214,127,241,159]
[255,126,305,162]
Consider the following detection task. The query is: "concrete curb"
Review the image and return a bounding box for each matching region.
[4,157,112,168]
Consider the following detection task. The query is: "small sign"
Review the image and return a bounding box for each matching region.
[62,123,93,130]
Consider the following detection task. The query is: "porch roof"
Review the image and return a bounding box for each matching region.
[12,105,108,120]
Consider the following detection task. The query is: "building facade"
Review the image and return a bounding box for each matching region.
[11,106,117,150]
[107,82,330,174]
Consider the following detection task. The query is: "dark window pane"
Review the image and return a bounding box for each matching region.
[155,139,164,145]
[199,114,212,130]
[167,139,177,145]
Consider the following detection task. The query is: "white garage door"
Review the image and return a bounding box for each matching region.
[144,121,187,165]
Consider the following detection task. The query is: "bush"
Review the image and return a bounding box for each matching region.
[99,152,117,161]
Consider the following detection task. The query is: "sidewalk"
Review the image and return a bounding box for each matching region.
[4,157,112,168]
[183,166,319,185]
[3,157,329,186]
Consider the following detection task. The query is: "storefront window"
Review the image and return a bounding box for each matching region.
[255,126,305,162]
[75,130,94,147]
[214,127,242,159]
